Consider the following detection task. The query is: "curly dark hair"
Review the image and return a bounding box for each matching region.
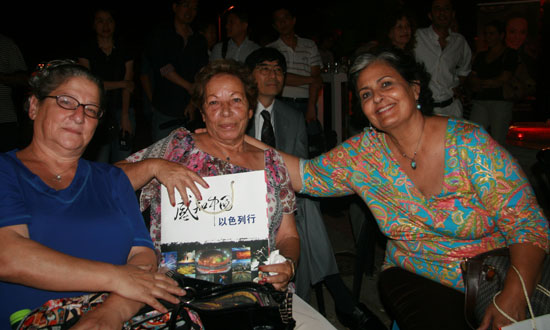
[377,9,417,52]
[192,59,258,112]
[349,47,433,115]
[27,59,105,112]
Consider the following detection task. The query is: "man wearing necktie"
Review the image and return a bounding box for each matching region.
[260,109,276,148]
[245,48,373,327]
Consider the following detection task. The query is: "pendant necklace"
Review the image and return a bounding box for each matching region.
[394,118,425,170]
[51,166,74,182]
[42,163,75,182]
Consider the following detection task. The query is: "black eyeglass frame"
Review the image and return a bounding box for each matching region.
[44,95,104,119]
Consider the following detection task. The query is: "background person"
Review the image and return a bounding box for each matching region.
[504,16,528,51]
[467,20,518,147]
[210,6,259,63]
[78,6,136,163]
[141,0,208,142]
[379,9,417,52]
[0,60,182,329]
[414,0,471,118]
[116,59,337,329]
[267,5,322,124]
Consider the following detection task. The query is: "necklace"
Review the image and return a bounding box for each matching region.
[393,118,425,170]
[51,165,75,182]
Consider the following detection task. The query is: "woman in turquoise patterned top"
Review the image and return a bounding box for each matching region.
[295,49,548,330]
[245,48,548,330]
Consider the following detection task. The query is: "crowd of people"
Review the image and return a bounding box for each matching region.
[1,0,549,329]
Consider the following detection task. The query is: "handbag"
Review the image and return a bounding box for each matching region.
[461,247,550,329]
[16,292,204,330]
[168,272,295,330]
[16,272,294,330]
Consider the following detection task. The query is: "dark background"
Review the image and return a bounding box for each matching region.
[2,0,547,134]
[0,0,480,70]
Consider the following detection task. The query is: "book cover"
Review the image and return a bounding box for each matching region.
[159,170,270,285]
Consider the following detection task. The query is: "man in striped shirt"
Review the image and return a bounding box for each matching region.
[268,6,322,124]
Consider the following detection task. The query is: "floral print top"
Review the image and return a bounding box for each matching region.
[127,128,296,251]
[300,118,549,291]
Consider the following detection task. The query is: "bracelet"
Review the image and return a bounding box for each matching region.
[285,257,296,279]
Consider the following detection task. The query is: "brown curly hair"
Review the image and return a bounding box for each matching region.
[192,59,258,112]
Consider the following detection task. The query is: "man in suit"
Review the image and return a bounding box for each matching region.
[245,48,386,329]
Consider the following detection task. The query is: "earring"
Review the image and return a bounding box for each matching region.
[416,101,421,110]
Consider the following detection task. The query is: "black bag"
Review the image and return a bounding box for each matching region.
[170,274,295,330]
[461,248,550,329]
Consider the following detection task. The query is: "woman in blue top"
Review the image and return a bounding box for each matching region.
[0,60,183,329]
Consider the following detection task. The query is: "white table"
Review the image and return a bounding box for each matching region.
[320,72,348,143]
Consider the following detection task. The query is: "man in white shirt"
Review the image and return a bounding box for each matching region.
[267,6,322,123]
[210,7,259,63]
[414,0,471,118]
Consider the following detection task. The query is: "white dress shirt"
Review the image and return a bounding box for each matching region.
[414,26,472,103]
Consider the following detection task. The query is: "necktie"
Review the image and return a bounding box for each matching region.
[260,110,276,148]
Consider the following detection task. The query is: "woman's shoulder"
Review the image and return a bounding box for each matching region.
[0,150,20,177]
[86,159,125,178]
[84,160,135,191]
[137,127,194,160]
[446,117,492,146]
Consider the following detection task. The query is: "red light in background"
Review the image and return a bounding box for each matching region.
[517,133,524,140]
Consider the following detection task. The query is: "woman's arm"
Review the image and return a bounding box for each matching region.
[479,71,513,89]
[244,135,303,192]
[463,125,549,329]
[259,213,300,291]
[77,57,135,92]
[0,225,183,313]
[72,246,182,329]
[120,60,135,135]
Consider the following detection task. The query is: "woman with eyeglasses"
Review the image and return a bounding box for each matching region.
[0,60,183,329]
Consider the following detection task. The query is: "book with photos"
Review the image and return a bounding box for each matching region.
[159,170,270,285]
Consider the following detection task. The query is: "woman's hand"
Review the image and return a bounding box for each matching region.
[477,289,526,330]
[71,306,126,330]
[151,160,209,206]
[478,244,545,330]
[111,263,184,313]
[258,260,294,291]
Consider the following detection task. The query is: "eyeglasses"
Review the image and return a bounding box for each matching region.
[44,95,103,119]
[256,65,284,76]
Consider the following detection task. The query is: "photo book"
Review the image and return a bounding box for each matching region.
[160,170,270,285]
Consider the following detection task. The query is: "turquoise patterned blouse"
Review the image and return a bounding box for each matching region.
[300,118,549,291]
